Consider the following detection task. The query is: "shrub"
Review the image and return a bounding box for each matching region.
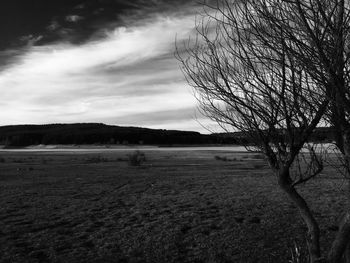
[215,155,236,162]
[128,151,146,166]
[215,155,228,161]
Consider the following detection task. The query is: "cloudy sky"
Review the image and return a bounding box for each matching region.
[0,0,219,133]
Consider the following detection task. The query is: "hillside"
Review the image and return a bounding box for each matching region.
[215,127,335,144]
[0,123,236,147]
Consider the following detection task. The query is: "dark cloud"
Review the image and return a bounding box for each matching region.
[0,0,203,71]
[0,0,199,50]
[0,0,81,49]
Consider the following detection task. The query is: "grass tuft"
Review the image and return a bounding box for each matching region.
[128,150,146,166]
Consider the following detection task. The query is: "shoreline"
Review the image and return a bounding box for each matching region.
[0,144,250,153]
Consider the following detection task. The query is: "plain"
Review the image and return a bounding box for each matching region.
[0,148,347,262]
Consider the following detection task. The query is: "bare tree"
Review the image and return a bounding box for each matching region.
[248,1,350,262]
[175,0,350,262]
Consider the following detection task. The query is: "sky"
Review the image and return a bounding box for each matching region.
[0,0,220,133]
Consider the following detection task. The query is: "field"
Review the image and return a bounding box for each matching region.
[0,148,348,263]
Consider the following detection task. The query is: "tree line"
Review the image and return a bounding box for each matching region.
[0,123,236,146]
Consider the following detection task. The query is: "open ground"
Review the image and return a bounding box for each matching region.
[0,148,348,262]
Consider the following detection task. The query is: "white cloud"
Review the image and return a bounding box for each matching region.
[0,11,219,132]
[19,35,43,46]
[65,15,84,22]
[2,15,194,77]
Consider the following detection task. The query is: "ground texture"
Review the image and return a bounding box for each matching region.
[0,149,348,262]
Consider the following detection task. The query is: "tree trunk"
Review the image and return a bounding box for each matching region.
[278,169,321,263]
[344,243,350,263]
[328,212,350,263]
[328,131,350,262]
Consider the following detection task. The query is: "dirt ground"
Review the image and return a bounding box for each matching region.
[0,149,348,262]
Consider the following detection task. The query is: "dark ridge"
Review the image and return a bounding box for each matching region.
[214,127,335,145]
[0,123,236,147]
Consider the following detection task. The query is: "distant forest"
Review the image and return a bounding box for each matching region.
[0,123,334,147]
[216,127,335,145]
[0,123,236,147]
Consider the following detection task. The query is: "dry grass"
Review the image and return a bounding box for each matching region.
[0,149,347,262]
